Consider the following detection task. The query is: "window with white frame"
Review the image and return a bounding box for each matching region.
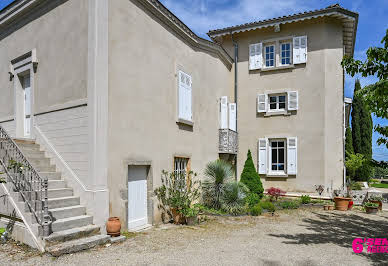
[258,137,297,176]
[269,94,286,111]
[270,140,286,172]
[280,42,291,65]
[264,44,275,67]
[178,70,192,122]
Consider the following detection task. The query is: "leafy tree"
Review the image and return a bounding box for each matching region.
[345,127,354,158]
[342,29,388,148]
[345,153,366,181]
[240,150,264,198]
[374,166,388,178]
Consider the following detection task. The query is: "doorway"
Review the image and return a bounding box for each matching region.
[22,75,31,137]
[127,165,149,230]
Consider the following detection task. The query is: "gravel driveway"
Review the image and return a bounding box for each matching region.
[0,207,387,266]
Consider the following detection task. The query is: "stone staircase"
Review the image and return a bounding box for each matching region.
[13,139,109,256]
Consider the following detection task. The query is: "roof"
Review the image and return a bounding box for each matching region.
[208,4,358,56]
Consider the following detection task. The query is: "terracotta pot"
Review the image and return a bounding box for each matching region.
[370,200,382,211]
[106,217,121,236]
[365,206,378,214]
[334,197,351,211]
[171,208,186,224]
[186,216,198,226]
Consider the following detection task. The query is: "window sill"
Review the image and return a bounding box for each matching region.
[260,65,295,72]
[266,173,288,178]
[264,111,291,117]
[177,118,193,126]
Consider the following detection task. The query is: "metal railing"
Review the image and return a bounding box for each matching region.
[219,129,238,154]
[0,125,51,236]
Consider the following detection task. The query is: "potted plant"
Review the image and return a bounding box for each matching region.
[364,202,379,214]
[334,194,352,211]
[368,195,383,211]
[181,207,199,226]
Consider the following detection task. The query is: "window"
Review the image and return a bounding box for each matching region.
[178,71,192,122]
[280,42,291,65]
[264,45,275,67]
[270,140,286,172]
[174,157,189,176]
[269,95,286,111]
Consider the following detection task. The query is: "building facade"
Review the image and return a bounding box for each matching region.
[0,0,357,250]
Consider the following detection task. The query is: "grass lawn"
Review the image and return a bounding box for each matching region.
[370,183,388,188]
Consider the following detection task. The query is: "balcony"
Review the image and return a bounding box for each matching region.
[219,129,238,154]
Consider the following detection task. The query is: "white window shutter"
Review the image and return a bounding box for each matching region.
[249,43,262,70]
[186,74,192,120]
[228,103,236,131]
[257,94,267,113]
[287,91,298,111]
[293,37,300,64]
[178,71,185,119]
[300,36,307,63]
[220,96,228,129]
[287,137,297,175]
[258,138,268,174]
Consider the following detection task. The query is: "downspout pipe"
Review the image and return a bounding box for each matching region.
[231,33,238,180]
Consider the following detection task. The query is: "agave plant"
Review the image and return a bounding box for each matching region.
[202,160,234,209]
[220,181,249,215]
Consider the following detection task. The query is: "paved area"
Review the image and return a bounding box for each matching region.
[0,207,387,266]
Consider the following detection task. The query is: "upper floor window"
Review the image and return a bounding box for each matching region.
[269,94,286,111]
[257,91,298,114]
[264,45,275,67]
[178,70,192,122]
[280,42,291,65]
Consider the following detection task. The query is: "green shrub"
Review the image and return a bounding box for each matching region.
[250,204,262,216]
[240,150,264,198]
[220,182,249,215]
[280,200,300,209]
[350,182,362,190]
[300,195,311,204]
[245,193,261,208]
[259,201,275,212]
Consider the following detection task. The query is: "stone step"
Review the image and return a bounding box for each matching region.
[51,215,93,232]
[47,234,110,257]
[13,138,36,145]
[49,205,86,220]
[47,180,66,189]
[34,165,56,172]
[28,158,52,168]
[15,143,41,151]
[21,150,46,159]
[17,188,73,201]
[38,172,62,180]
[45,225,100,246]
[48,196,80,209]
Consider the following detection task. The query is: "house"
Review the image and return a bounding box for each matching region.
[0,0,357,251]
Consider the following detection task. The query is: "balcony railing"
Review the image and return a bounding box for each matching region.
[219,129,238,154]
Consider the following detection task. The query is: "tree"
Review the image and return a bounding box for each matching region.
[240,150,264,198]
[350,80,373,181]
[345,127,354,158]
[374,166,388,178]
[342,29,388,149]
[345,153,366,180]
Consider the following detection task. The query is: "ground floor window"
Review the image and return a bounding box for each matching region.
[174,157,190,176]
[270,140,286,172]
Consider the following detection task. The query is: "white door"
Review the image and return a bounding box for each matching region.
[23,75,31,137]
[128,166,148,230]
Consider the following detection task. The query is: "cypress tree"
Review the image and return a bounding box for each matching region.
[240,150,264,198]
[345,127,354,159]
[351,79,373,180]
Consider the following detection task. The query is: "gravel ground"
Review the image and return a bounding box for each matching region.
[0,207,387,266]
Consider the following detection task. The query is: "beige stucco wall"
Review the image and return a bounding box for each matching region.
[0,0,88,118]
[221,18,345,193]
[108,0,232,227]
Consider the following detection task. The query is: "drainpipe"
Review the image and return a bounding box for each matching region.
[231,33,238,180]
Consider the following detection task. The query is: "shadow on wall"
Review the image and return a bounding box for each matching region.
[269,212,388,265]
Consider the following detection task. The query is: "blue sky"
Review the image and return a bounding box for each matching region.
[1,0,387,160]
[159,0,388,161]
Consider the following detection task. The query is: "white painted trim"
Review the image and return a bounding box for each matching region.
[0,183,45,252]
[33,125,107,193]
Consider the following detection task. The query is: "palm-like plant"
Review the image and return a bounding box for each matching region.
[220,182,249,215]
[202,160,234,209]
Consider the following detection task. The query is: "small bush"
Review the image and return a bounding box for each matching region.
[300,195,311,204]
[280,200,300,209]
[245,193,261,208]
[240,150,264,198]
[259,201,275,212]
[350,182,362,190]
[250,204,262,216]
[266,187,286,201]
[220,182,249,215]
